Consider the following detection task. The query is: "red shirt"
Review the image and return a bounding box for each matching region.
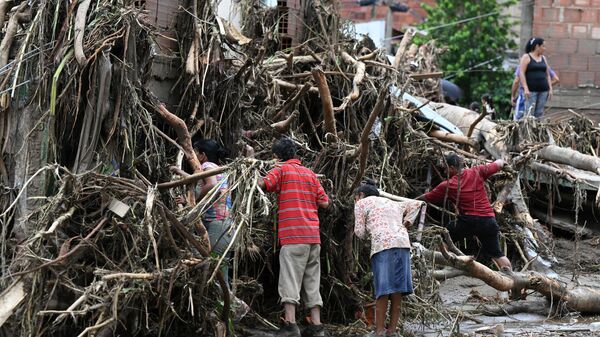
[423,162,500,217]
[263,159,329,245]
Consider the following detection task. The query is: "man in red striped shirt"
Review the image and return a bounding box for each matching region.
[259,137,329,337]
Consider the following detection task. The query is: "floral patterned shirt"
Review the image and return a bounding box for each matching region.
[354,196,425,257]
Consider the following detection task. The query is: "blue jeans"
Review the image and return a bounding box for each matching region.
[524,91,549,118]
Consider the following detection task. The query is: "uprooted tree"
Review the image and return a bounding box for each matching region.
[1,0,600,336]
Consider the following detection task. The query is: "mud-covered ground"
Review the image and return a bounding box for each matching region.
[238,237,600,337]
[420,237,600,337]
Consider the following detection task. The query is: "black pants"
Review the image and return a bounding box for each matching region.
[447,215,503,259]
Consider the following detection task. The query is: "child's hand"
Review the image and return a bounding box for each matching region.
[175,196,186,205]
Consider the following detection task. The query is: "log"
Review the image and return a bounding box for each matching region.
[468,299,549,316]
[153,102,202,174]
[312,67,336,138]
[536,144,600,175]
[271,83,310,121]
[427,102,505,158]
[74,0,92,66]
[263,55,321,70]
[157,165,229,189]
[428,130,476,148]
[271,110,299,133]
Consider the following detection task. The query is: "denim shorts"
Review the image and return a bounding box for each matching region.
[371,248,413,298]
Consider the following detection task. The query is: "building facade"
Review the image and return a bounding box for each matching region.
[522,0,600,120]
[338,0,434,51]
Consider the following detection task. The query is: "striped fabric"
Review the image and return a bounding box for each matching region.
[263,159,328,246]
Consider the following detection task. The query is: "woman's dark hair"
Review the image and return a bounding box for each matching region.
[193,139,227,163]
[272,137,297,161]
[469,101,480,112]
[444,153,463,169]
[354,178,380,198]
[525,37,544,53]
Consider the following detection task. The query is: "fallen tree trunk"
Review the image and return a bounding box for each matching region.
[536,144,600,175]
[416,242,600,313]
[467,298,550,316]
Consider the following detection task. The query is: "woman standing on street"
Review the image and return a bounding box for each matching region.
[519,37,553,118]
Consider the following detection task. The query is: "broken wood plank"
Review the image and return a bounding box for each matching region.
[409,72,443,80]
[0,280,26,327]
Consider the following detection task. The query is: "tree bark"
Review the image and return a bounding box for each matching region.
[536,144,600,175]
[312,67,336,138]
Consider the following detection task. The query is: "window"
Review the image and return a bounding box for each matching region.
[278,8,289,34]
[280,37,293,50]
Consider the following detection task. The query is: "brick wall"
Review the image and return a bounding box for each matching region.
[338,0,434,31]
[532,0,600,119]
[277,0,304,48]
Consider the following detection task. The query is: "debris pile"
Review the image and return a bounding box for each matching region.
[1,0,600,336]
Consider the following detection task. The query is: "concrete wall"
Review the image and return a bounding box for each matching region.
[528,0,600,120]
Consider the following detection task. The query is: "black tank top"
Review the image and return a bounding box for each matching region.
[525,54,549,92]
